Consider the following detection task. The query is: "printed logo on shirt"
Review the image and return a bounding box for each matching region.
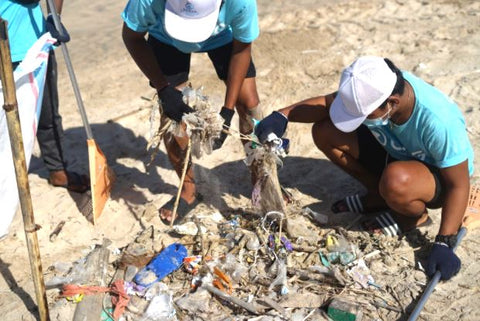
[411,150,426,161]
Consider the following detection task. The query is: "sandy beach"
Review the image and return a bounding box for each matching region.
[1,0,479,320]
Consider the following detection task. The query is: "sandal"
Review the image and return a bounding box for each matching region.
[331,194,366,213]
[362,211,432,236]
[49,170,90,193]
[159,193,203,226]
[331,194,388,214]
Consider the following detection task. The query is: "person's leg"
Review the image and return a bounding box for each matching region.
[379,160,437,217]
[313,120,386,206]
[373,160,439,231]
[236,78,261,142]
[163,131,196,202]
[148,37,198,222]
[37,52,89,193]
[37,51,66,173]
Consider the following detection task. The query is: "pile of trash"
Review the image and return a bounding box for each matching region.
[45,204,431,320]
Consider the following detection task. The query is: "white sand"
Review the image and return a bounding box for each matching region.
[1,0,479,320]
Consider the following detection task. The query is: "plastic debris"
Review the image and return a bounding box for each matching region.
[141,282,177,320]
[183,255,202,274]
[172,221,207,236]
[134,243,188,287]
[328,297,363,321]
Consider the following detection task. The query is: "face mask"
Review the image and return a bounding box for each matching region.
[363,106,392,128]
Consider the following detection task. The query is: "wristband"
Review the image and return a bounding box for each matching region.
[434,234,458,248]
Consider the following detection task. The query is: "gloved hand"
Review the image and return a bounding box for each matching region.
[157,85,194,122]
[213,107,235,150]
[46,14,71,44]
[254,111,288,143]
[426,242,461,280]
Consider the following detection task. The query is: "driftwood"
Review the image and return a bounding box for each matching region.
[49,220,65,242]
[203,284,259,315]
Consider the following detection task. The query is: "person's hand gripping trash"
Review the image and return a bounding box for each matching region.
[213,106,235,150]
[157,85,194,122]
[254,111,288,144]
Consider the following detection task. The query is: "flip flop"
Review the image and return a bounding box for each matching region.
[49,170,90,193]
[159,193,203,226]
[331,194,366,213]
[362,211,433,236]
[331,194,389,214]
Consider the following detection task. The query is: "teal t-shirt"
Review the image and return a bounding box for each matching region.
[0,0,45,63]
[121,0,259,53]
[367,71,474,175]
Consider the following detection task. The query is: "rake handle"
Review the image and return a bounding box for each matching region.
[46,0,93,139]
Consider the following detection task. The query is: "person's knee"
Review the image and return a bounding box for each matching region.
[238,96,260,113]
[379,163,411,204]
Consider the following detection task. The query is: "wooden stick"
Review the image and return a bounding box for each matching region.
[0,19,50,321]
[170,138,192,227]
[49,220,66,242]
[203,284,259,315]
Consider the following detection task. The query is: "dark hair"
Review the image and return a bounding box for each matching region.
[379,58,405,108]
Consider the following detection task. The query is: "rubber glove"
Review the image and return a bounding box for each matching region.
[157,85,194,122]
[46,14,70,44]
[213,107,235,150]
[426,242,461,280]
[254,111,288,143]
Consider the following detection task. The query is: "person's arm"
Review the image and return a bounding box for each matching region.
[253,92,336,143]
[277,93,336,123]
[121,23,169,91]
[426,160,469,280]
[223,39,252,110]
[438,160,470,235]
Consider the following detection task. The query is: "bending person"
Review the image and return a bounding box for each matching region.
[122,0,262,224]
[255,56,474,281]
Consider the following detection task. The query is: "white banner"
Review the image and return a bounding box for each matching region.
[0,34,56,238]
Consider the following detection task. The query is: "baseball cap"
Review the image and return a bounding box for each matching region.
[329,56,397,132]
[165,0,222,43]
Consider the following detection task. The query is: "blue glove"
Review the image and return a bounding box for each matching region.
[426,242,461,280]
[254,111,288,143]
[46,14,70,44]
[157,85,194,122]
[213,107,235,150]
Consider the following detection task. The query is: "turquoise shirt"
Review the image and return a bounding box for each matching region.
[0,0,45,63]
[367,71,474,175]
[122,0,259,53]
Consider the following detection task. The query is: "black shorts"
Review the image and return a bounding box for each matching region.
[357,125,444,209]
[147,36,256,87]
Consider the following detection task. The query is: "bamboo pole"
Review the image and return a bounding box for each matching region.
[0,19,50,321]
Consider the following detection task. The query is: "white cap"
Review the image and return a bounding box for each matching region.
[329,56,397,132]
[165,0,222,43]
